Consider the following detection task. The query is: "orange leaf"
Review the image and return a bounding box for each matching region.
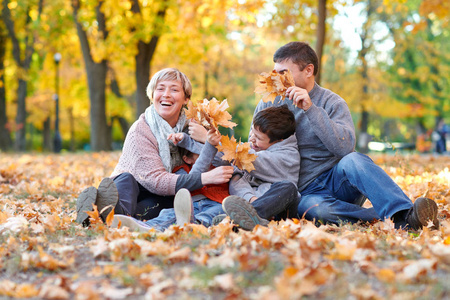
[105,208,115,226]
[216,136,257,172]
[254,70,295,103]
[184,98,237,130]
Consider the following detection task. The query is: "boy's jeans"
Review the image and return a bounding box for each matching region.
[144,199,224,231]
[298,152,413,225]
[251,180,300,220]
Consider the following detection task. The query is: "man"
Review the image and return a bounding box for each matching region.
[252,41,439,230]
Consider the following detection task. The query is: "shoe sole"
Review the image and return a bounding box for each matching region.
[174,188,193,226]
[222,196,269,231]
[96,178,119,221]
[415,197,439,229]
[75,187,97,226]
[111,215,152,232]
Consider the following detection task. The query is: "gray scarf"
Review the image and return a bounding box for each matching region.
[145,105,187,172]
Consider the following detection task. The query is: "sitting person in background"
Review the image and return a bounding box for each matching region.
[112,128,232,232]
[220,105,301,231]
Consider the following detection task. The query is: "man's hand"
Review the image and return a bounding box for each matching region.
[286,86,312,111]
[167,133,184,145]
[189,120,207,143]
[206,128,221,146]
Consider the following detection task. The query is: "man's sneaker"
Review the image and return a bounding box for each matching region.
[96,178,119,221]
[111,215,152,233]
[222,196,269,231]
[76,186,98,226]
[174,188,194,226]
[212,214,227,226]
[406,197,439,230]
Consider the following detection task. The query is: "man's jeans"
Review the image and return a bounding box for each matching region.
[298,152,413,225]
[144,199,224,231]
[252,180,300,220]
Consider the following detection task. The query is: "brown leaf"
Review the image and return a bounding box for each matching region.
[216,136,257,172]
[184,98,237,130]
[254,70,295,103]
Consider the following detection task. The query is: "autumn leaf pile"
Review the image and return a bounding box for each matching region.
[254,69,295,103]
[1,152,450,299]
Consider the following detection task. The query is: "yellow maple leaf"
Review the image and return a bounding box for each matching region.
[184,98,237,130]
[254,70,295,103]
[216,136,257,172]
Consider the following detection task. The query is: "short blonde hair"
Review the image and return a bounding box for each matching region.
[146,68,192,103]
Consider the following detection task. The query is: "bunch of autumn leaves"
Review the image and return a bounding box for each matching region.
[185,70,295,173]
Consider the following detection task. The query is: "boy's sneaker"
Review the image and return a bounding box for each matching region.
[111,215,152,233]
[222,196,269,231]
[406,197,439,230]
[76,187,98,226]
[96,178,119,221]
[212,214,227,226]
[174,188,194,226]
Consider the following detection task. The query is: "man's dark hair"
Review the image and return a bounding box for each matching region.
[253,105,296,143]
[273,42,319,76]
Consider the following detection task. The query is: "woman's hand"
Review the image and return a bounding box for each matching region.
[167,133,184,145]
[206,128,221,146]
[201,166,234,185]
[189,120,207,143]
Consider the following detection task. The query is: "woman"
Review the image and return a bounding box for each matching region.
[76,68,234,225]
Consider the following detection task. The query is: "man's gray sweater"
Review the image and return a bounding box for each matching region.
[253,83,356,192]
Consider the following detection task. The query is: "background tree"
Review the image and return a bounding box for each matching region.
[0,17,12,151]
[2,0,43,151]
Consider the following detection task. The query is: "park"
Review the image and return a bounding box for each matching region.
[1,0,450,298]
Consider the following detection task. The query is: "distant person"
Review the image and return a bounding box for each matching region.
[220,105,300,231]
[75,68,233,226]
[252,41,439,230]
[435,119,448,154]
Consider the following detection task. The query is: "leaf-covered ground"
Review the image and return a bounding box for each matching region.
[0,152,449,299]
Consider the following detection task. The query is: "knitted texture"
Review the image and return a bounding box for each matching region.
[111,114,179,196]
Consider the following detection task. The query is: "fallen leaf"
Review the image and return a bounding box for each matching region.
[254,70,295,103]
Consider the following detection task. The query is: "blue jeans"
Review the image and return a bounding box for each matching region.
[144,199,224,231]
[252,180,299,220]
[298,152,413,225]
[113,172,174,220]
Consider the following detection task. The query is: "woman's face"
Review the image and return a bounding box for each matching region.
[153,80,188,127]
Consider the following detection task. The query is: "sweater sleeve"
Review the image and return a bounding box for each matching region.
[110,115,179,196]
[190,142,217,174]
[305,99,355,158]
[228,174,255,202]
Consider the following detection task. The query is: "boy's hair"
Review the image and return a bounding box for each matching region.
[179,147,194,163]
[253,105,296,143]
[146,68,192,103]
[273,42,319,76]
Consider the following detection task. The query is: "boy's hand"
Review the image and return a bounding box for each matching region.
[189,120,207,143]
[167,133,184,145]
[206,128,221,146]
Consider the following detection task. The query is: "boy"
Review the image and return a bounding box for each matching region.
[221,105,300,231]
[112,128,231,232]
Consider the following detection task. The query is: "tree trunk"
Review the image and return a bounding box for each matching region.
[315,0,326,84]
[14,79,27,151]
[43,116,51,151]
[72,0,111,151]
[132,0,167,118]
[0,22,12,151]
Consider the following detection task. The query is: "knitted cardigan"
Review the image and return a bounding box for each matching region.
[110,114,180,196]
